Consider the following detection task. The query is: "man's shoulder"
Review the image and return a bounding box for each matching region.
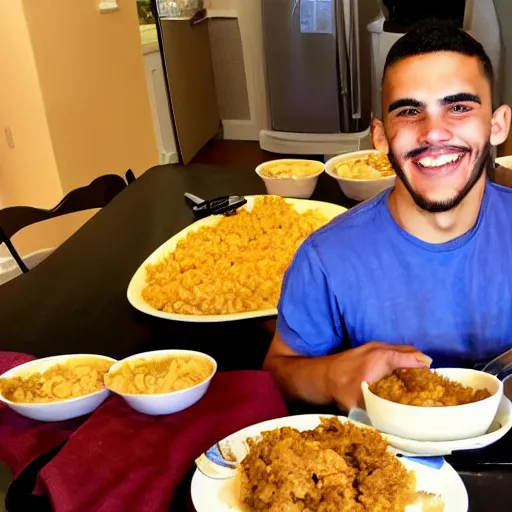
[309,189,390,250]
[487,181,512,218]
[489,180,512,200]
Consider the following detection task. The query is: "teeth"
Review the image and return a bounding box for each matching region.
[417,154,462,168]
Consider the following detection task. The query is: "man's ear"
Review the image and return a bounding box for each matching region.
[371,118,390,154]
[490,104,512,147]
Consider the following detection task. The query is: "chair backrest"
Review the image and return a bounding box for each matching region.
[125,169,136,185]
[0,173,129,274]
[0,174,127,240]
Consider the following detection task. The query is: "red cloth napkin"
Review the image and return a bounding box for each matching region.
[0,352,35,375]
[36,370,288,512]
[0,352,86,479]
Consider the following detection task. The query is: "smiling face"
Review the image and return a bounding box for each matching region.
[373,51,510,213]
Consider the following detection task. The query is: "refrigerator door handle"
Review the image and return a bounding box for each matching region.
[335,0,351,132]
[349,0,361,121]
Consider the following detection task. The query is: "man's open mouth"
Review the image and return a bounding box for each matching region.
[411,151,468,175]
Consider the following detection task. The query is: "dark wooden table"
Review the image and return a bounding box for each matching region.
[0,164,510,511]
[0,164,353,365]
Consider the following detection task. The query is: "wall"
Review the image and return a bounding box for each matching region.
[235,0,270,137]
[207,0,256,139]
[23,0,159,192]
[0,0,81,256]
[0,0,159,256]
[0,1,62,209]
[209,18,250,121]
[209,0,237,11]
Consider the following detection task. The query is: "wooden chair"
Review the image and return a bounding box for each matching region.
[125,169,136,185]
[0,173,131,275]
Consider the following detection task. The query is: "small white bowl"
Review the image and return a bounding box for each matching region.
[325,149,396,201]
[0,354,117,422]
[495,155,512,169]
[255,159,324,199]
[104,349,217,416]
[362,368,503,442]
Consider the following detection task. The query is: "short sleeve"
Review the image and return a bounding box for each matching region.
[277,239,343,356]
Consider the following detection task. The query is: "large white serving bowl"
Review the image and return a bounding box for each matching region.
[103,349,217,416]
[255,159,324,199]
[126,195,346,323]
[362,368,503,442]
[0,354,117,422]
[325,149,396,201]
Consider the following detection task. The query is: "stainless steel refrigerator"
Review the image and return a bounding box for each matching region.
[262,0,363,134]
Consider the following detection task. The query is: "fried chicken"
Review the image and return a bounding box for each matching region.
[239,418,416,512]
[369,368,491,407]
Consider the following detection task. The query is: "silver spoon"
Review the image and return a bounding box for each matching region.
[482,347,512,378]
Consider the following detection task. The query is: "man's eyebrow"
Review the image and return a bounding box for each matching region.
[388,98,424,113]
[441,93,481,105]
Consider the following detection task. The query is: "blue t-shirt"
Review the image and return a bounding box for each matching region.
[277,181,512,368]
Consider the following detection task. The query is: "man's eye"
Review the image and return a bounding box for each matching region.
[397,108,420,117]
[451,104,471,113]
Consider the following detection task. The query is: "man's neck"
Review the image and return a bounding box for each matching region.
[387,176,487,244]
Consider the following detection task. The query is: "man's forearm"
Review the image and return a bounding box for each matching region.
[263,354,336,405]
[264,333,431,410]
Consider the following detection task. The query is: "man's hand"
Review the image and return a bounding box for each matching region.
[263,333,432,410]
[326,342,432,410]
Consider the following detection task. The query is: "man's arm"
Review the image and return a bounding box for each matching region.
[266,238,431,410]
[263,331,337,404]
[264,330,431,411]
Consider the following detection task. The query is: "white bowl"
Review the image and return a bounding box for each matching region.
[325,149,396,201]
[495,155,512,169]
[255,159,324,199]
[0,354,117,422]
[362,368,503,442]
[104,349,217,416]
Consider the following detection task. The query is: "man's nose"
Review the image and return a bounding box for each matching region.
[418,116,453,145]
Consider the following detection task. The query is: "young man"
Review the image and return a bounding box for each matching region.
[263,20,512,411]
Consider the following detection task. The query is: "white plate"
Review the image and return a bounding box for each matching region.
[349,396,512,456]
[191,414,468,512]
[127,196,346,322]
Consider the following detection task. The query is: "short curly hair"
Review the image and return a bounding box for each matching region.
[383,18,493,88]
